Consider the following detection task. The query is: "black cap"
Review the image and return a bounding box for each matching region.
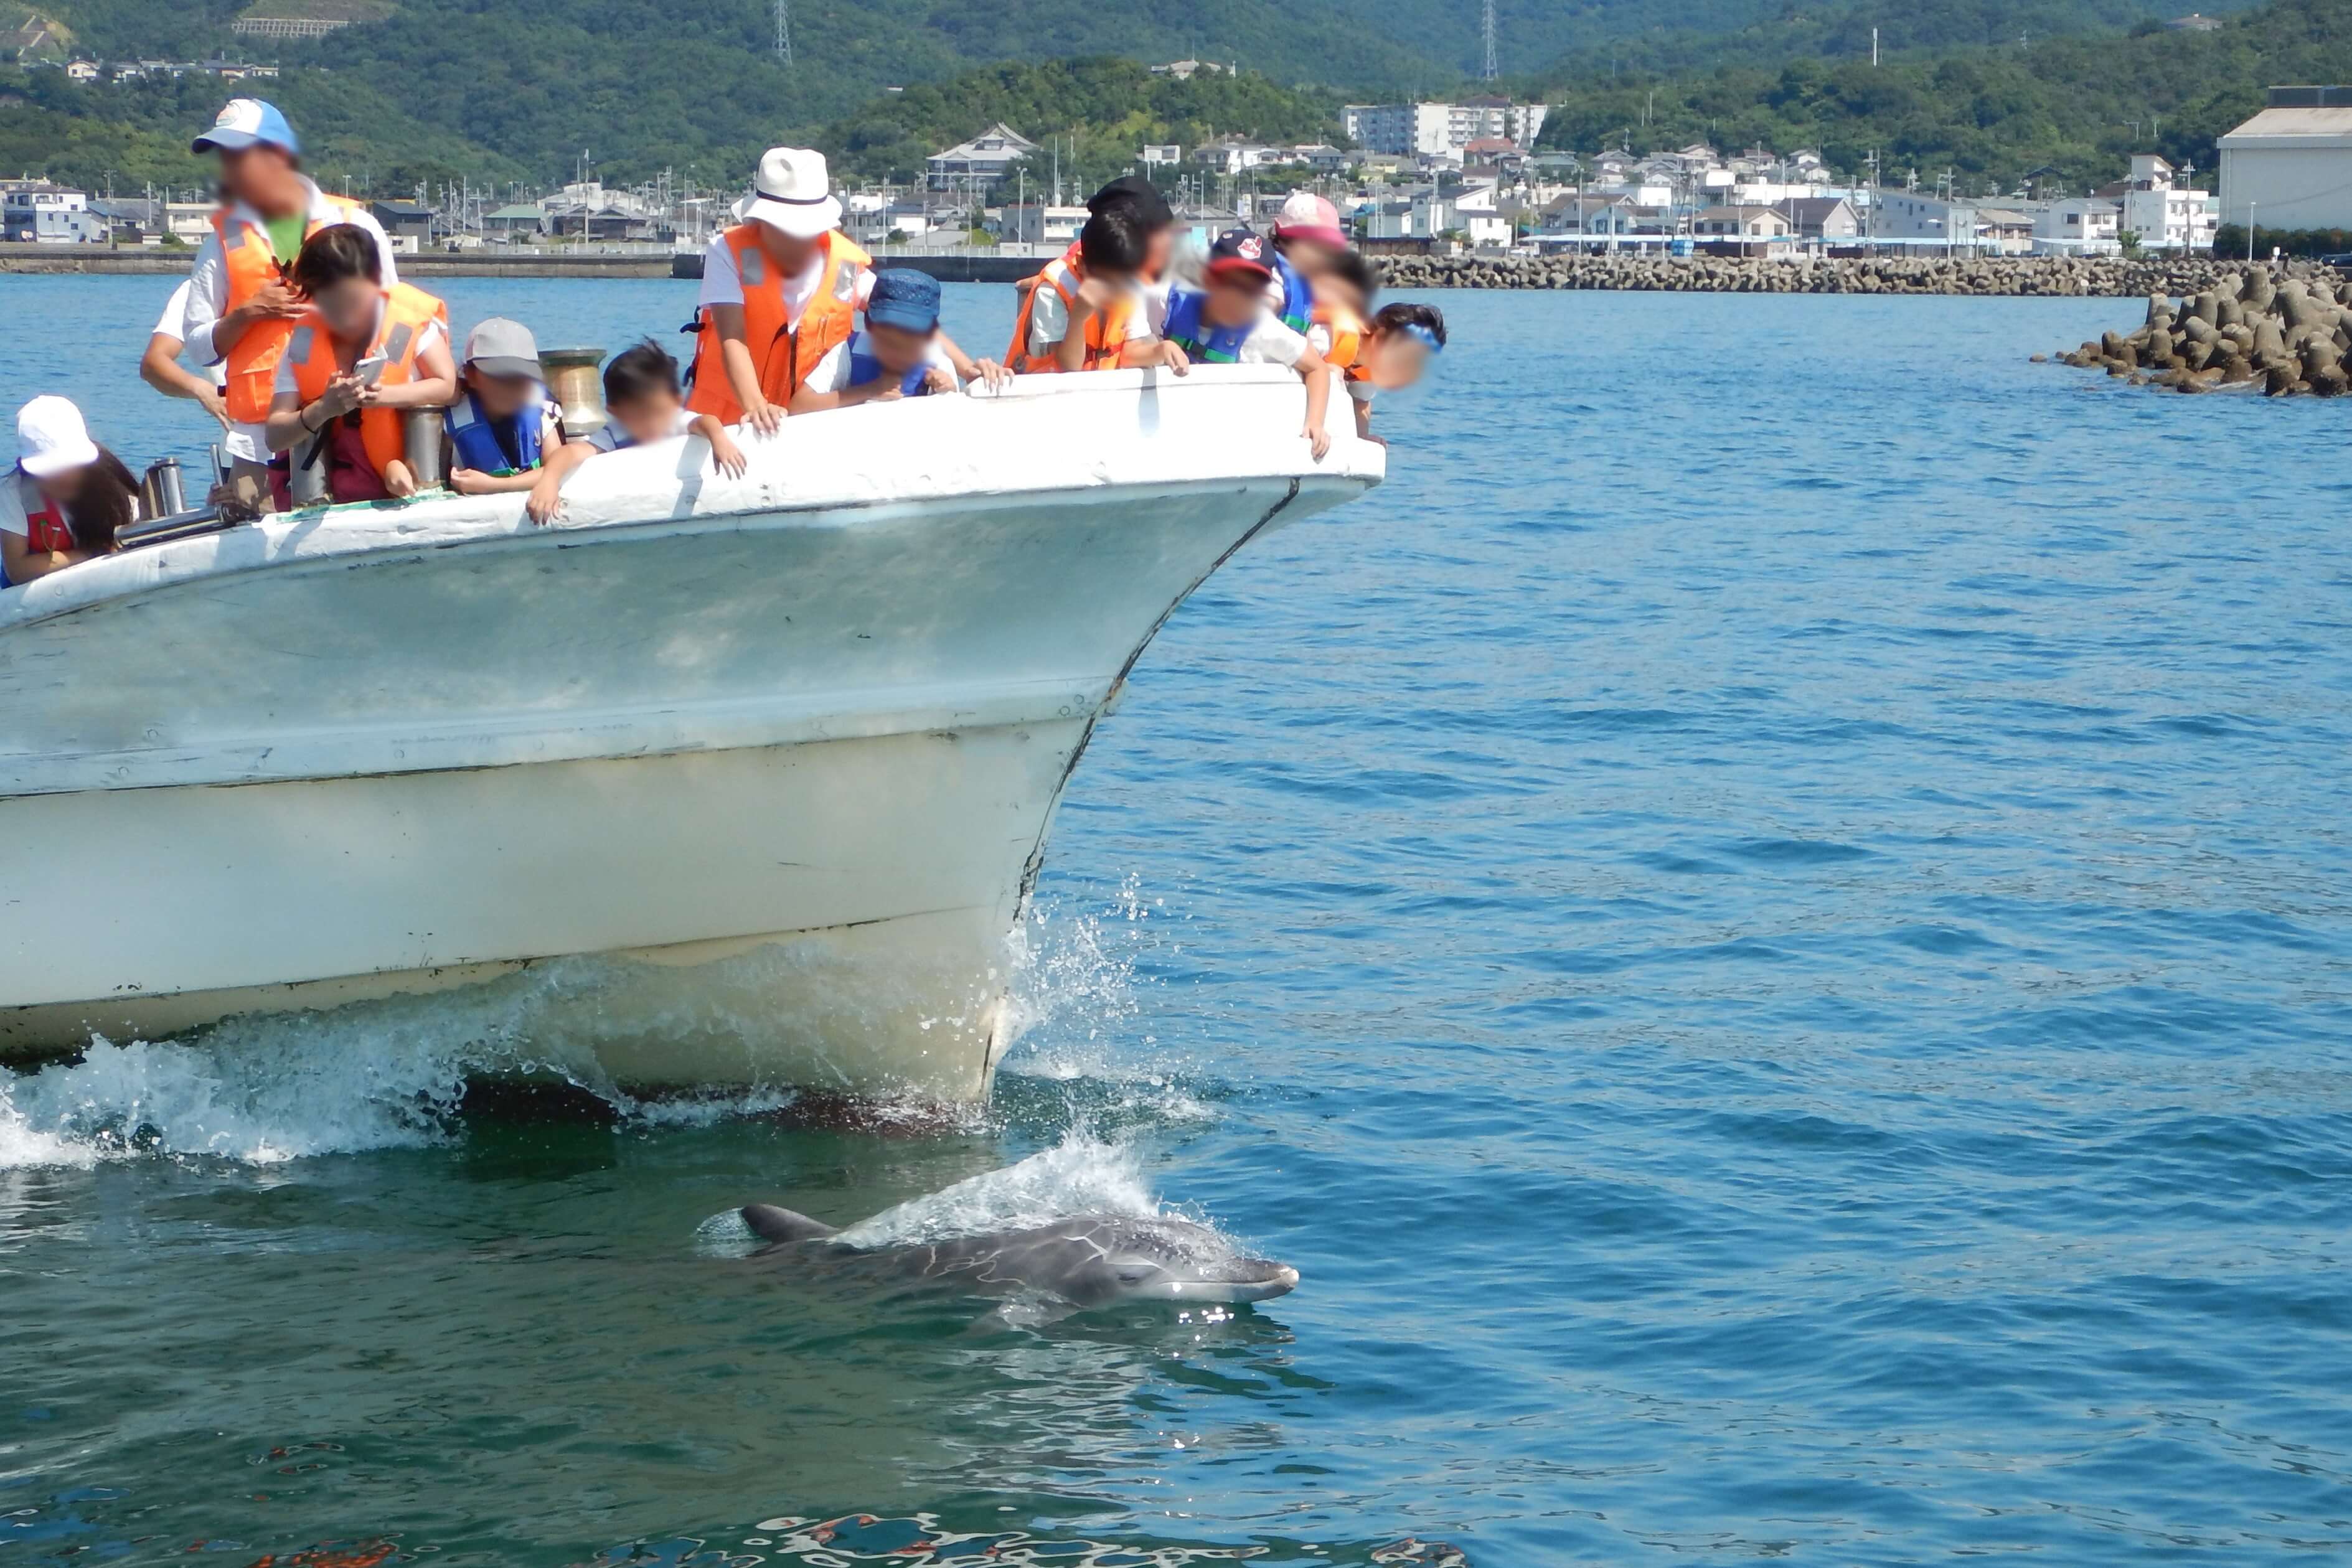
[1087,173,1173,227]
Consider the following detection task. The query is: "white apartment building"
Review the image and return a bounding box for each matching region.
[1342,99,1549,157]
[1,181,98,243]
[2033,195,2123,253]
[2116,153,2219,250]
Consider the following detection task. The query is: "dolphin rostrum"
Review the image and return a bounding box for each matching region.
[737,1201,1301,1311]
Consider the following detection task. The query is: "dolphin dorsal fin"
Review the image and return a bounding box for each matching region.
[741,1203,840,1244]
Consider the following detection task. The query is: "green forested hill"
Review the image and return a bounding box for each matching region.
[0,0,2325,198]
[1530,0,2351,192]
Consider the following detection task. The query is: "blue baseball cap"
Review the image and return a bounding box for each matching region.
[192,98,299,156]
[865,268,941,334]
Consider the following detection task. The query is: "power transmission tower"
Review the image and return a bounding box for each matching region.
[774,0,791,65]
[1480,0,1498,80]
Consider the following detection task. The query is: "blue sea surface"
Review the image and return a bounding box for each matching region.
[3,275,2351,1565]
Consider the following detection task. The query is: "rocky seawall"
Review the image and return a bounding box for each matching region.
[1373,253,2325,298]
[2044,263,2352,395]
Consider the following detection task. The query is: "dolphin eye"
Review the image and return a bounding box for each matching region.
[1113,1260,1160,1284]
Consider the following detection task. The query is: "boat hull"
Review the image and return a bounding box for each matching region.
[0,369,1380,1099]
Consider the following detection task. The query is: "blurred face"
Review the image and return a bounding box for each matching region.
[215,144,302,215]
[35,464,91,505]
[755,225,821,277]
[313,276,381,344]
[1282,235,1344,276]
[1364,331,1432,392]
[1202,272,1268,329]
[468,369,537,419]
[609,387,684,446]
[863,321,935,373]
[1141,226,1175,280]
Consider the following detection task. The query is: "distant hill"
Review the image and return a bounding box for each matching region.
[1529,0,2352,192]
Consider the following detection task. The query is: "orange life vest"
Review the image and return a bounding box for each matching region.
[1006,249,1132,373]
[214,192,369,424]
[1314,299,1369,381]
[686,227,871,420]
[285,282,448,481]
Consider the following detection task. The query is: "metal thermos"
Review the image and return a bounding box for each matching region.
[541,348,608,439]
[139,458,185,520]
[403,407,445,489]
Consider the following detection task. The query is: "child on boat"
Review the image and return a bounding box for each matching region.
[1267,192,1348,334]
[1,397,138,587]
[791,269,961,410]
[524,340,745,525]
[1010,207,1157,373]
[262,226,456,505]
[1132,229,1332,458]
[1339,302,1446,446]
[446,319,565,497]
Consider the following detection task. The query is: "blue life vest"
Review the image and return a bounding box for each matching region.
[1160,288,1258,364]
[444,387,550,476]
[844,331,934,397]
[1268,250,1314,334]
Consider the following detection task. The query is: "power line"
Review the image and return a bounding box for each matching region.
[774,0,791,65]
[1480,0,1497,81]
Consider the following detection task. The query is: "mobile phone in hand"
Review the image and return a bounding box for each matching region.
[355,356,388,386]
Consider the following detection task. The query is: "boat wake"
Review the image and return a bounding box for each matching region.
[0,875,1205,1168]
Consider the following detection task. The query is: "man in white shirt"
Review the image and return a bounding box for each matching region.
[173,98,402,505]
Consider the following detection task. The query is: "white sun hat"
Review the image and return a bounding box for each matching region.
[14,396,99,479]
[745,147,843,239]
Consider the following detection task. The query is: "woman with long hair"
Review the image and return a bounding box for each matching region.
[2,397,139,588]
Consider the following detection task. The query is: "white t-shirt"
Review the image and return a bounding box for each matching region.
[0,468,47,542]
[698,233,876,327]
[799,336,959,397]
[1027,278,1153,361]
[272,311,448,401]
[1140,286,1310,367]
[153,278,195,339]
[181,180,402,463]
[585,407,696,453]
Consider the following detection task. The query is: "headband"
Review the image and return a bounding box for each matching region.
[1401,322,1444,353]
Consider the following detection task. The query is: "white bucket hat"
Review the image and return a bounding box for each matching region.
[14,395,99,479]
[745,147,842,239]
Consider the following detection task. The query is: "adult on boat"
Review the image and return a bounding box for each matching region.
[172,98,403,509]
[2,397,139,588]
[262,227,456,506]
[687,147,1000,431]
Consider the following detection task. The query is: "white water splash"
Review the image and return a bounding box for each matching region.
[0,874,1211,1169]
[832,1132,1164,1249]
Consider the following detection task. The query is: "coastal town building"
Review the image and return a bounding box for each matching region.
[1341,99,1549,159]
[2111,153,2220,250]
[2031,195,2124,252]
[1785,196,1861,241]
[997,202,1088,246]
[926,124,1038,192]
[1,179,100,243]
[2219,87,2352,233]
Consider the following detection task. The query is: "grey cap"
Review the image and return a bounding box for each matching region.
[463,316,542,380]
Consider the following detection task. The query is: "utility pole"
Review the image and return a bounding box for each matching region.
[1871,27,1879,66]
[1480,0,1497,82]
[774,0,791,65]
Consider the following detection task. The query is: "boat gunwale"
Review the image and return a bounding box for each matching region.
[0,367,1383,637]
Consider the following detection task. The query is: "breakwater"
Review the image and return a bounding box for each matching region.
[2046,262,2352,395]
[1371,252,2317,298]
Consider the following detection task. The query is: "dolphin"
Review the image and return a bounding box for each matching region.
[736,1201,1301,1311]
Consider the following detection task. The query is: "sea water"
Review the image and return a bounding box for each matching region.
[3,276,2351,1565]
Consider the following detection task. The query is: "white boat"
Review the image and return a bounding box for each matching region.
[0,367,1381,1102]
